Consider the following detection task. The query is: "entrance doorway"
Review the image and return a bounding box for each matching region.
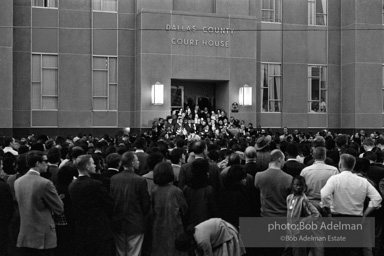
[171,79,229,118]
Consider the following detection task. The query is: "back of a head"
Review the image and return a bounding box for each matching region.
[3,136,13,147]
[26,150,45,169]
[3,152,16,175]
[363,137,375,147]
[146,152,164,170]
[286,143,299,158]
[228,152,241,166]
[75,154,92,172]
[270,149,284,163]
[312,136,325,148]
[71,146,85,160]
[245,146,257,160]
[153,162,174,186]
[134,137,147,150]
[16,153,29,176]
[170,148,183,165]
[325,138,336,151]
[47,147,61,164]
[106,153,122,169]
[335,134,348,148]
[313,147,326,161]
[121,151,136,168]
[193,141,206,155]
[340,153,356,170]
[226,164,246,184]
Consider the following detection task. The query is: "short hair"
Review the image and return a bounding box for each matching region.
[75,155,92,171]
[312,136,325,148]
[170,148,183,164]
[193,141,206,155]
[313,147,326,161]
[245,146,257,159]
[153,162,174,185]
[47,147,61,164]
[270,149,284,163]
[146,152,164,170]
[106,153,122,169]
[228,153,241,166]
[363,138,375,147]
[71,146,85,159]
[226,164,246,183]
[340,153,356,170]
[286,143,299,157]
[291,176,308,194]
[335,134,348,148]
[134,137,147,150]
[3,136,13,147]
[26,150,45,168]
[121,152,136,168]
[16,153,29,176]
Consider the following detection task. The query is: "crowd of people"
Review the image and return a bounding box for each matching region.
[0,126,383,256]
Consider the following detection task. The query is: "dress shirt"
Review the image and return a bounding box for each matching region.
[321,171,382,216]
[3,146,18,156]
[300,161,339,201]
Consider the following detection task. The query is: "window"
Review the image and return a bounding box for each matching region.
[261,0,282,23]
[382,0,384,25]
[308,0,327,26]
[171,86,184,112]
[93,56,118,111]
[32,0,58,8]
[308,66,327,113]
[32,54,58,110]
[93,0,117,12]
[261,63,281,112]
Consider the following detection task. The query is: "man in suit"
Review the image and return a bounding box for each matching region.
[69,155,114,256]
[243,146,257,177]
[101,153,122,190]
[134,137,149,175]
[110,152,151,256]
[282,142,306,177]
[178,141,222,195]
[15,150,64,256]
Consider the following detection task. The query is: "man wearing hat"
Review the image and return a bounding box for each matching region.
[255,135,272,172]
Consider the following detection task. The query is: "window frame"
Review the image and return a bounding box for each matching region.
[261,0,282,23]
[261,62,282,113]
[382,64,384,113]
[31,53,59,111]
[32,0,58,9]
[308,0,327,26]
[92,0,118,13]
[308,65,327,113]
[92,55,118,111]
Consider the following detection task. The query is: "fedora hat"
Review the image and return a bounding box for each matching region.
[255,135,272,150]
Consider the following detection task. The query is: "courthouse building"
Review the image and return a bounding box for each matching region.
[0,0,384,136]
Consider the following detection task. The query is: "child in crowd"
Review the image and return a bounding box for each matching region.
[286,176,321,256]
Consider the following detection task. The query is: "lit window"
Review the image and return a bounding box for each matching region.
[261,0,282,23]
[93,56,118,111]
[93,0,117,12]
[32,54,58,110]
[308,0,327,26]
[308,66,327,113]
[261,63,281,112]
[32,0,58,8]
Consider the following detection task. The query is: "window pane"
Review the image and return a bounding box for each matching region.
[317,0,327,15]
[93,0,102,11]
[42,69,58,95]
[93,71,108,96]
[262,10,274,22]
[311,66,319,77]
[32,83,41,109]
[42,55,57,68]
[262,88,268,112]
[42,97,58,110]
[94,98,108,110]
[262,0,273,9]
[104,0,117,11]
[32,55,41,82]
[321,67,327,87]
[48,0,57,7]
[32,0,44,7]
[311,101,319,112]
[275,0,282,22]
[320,91,326,112]
[109,85,117,110]
[316,14,326,26]
[94,57,108,69]
[311,78,319,100]
[308,1,315,25]
[270,101,280,112]
[109,58,117,83]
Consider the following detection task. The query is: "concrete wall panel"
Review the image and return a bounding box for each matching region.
[32,8,58,27]
[59,54,92,110]
[59,10,91,28]
[59,29,91,54]
[32,29,58,53]
[282,24,308,63]
[308,113,327,128]
[230,18,257,58]
[355,0,381,24]
[355,24,382,63]
[282,0,307,25]
[137,0,173,12]
[260,113,281,127]
[173,0,214,13]
[308,29,327,64]
[58,111,92,127]
[260,23,282,62]
[282,113,308,128]
[60,0,91,11]
[93,111,117,126]
[118,56,135,111]
[32,111,58,127]
[282,64,307,113]
[13,52,31,111]
[216,0,249,16]
[93,30,117,55]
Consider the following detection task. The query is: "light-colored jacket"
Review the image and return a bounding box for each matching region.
[15,170,63,249]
